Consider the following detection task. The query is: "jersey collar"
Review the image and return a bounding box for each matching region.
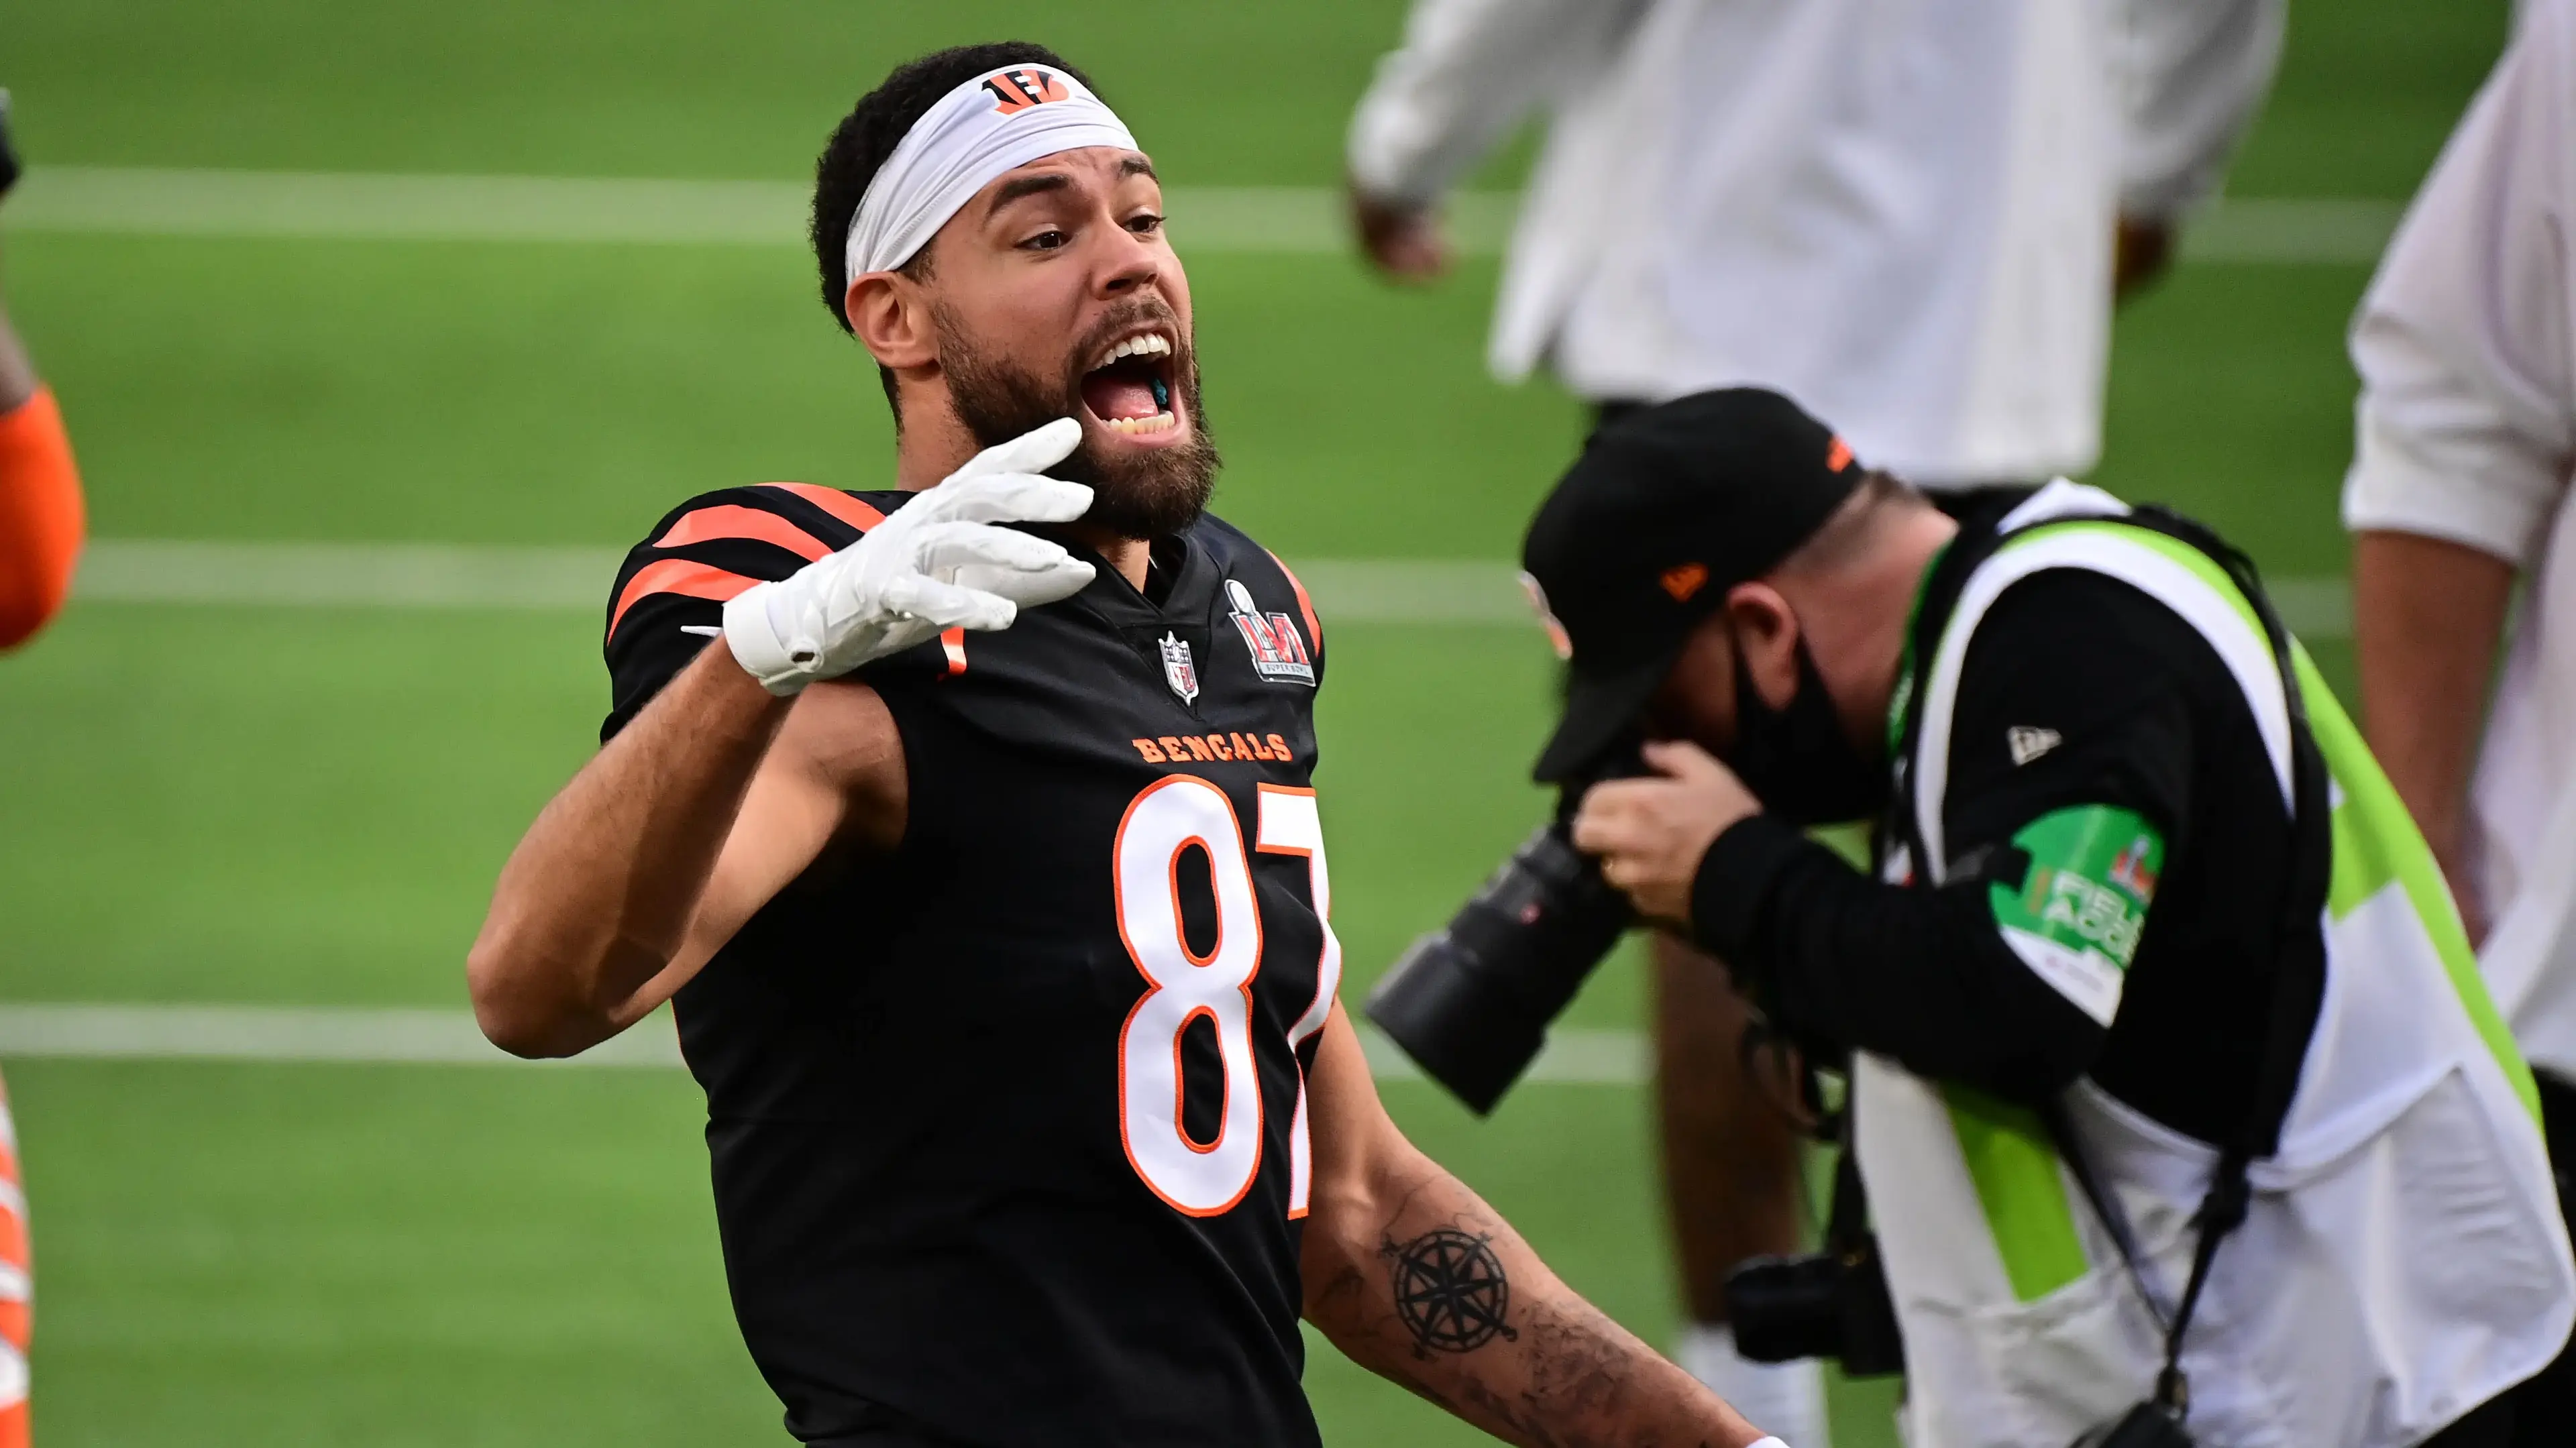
[1074,524,1220,630]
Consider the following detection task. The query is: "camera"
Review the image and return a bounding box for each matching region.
[1724,1238,1905,1378]
[1362,812,1633,1114]
[1364,748,1644,1113]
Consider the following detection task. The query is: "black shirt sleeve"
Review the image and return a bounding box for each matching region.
[600,486,892,741]
[1690,568,2212,1102]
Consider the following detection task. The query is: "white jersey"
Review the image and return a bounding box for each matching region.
[2342,0,2576,1079]
[1347,0,2282,486]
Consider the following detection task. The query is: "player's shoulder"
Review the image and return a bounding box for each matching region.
[623,482,906,576]
[596,483,910,742]
[1189,512,1324,650]
[1187,512,1307,605]
[1187,510,1269,564]
[606,484,908,643]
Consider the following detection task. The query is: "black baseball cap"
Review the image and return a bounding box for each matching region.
[1523,388,1864,783]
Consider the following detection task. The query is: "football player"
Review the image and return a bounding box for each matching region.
[468,42,1783,1448]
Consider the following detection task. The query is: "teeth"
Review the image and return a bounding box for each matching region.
[1103,333,1173,366]
[1103,410,1179,435]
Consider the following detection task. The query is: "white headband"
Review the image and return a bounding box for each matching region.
[843,64,1140,285]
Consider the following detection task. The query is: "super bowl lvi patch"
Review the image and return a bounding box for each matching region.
[1226,579,1314,685]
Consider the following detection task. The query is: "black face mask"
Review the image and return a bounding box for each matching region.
[1726,639,1888,826]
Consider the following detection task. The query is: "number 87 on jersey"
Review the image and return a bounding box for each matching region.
[1111,777,1341,1220]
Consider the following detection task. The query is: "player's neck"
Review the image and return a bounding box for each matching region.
[892,412,982,494]
[1067,524,1152,590]
[892,414,1149,589]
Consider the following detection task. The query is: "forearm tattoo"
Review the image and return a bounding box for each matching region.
[1383,1227,1517,1355]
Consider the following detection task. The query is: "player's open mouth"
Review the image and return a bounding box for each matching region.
[1079,330,1183,438]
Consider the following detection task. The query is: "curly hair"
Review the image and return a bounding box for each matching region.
[809,43,1097,410]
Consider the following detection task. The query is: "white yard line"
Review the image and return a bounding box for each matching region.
[0,1001,1631,1085]
[4,167,2396,264]
[0,1003,682,1068]
[70,538,2352,636]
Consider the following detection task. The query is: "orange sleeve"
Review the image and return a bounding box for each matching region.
[0,387,85,649]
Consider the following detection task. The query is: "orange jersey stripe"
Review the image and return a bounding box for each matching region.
[0,388,85,651]
[759,482,885,533]
[1266,551,1323,656]
[939,626,967,677]
[608,558,763,636]
[656,504,833,561]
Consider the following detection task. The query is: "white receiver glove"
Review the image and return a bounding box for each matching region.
[723,418,1097,695]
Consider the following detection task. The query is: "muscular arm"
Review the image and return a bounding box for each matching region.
[1299,1005,1770,1447]
[2351,531,2517,938]
[466,643,903,1056]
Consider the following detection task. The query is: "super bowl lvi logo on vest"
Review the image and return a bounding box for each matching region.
[1227,579,1315,685]
[1158,632,1199,704]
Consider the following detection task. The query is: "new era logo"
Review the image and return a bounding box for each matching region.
[2007,726,2061,766]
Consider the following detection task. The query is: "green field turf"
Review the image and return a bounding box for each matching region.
[0,0,2516,1442]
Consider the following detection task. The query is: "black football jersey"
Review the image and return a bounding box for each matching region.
[602,482,1339,1448]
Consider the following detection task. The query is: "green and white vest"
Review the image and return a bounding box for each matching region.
[1862,482,2572,1447]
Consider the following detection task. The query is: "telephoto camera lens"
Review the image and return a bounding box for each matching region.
[1363,820,1633,1114]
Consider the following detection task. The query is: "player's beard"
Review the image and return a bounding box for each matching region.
[935,301,1221,541]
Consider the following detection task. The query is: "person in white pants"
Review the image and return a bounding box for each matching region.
[1346,1,2283,1439]
[2345,4,2576,1437]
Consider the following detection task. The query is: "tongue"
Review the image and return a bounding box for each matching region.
[1083,370,1162,421]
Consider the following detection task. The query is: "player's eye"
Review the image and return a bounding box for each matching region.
[1126,213,1165,237]
[1020,229,1071,252]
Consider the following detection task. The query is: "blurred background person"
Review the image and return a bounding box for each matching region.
[1342,1,2282,1435]
[0,87,69,1448]
[2345,1,2576,1437]
[0,91,81,654]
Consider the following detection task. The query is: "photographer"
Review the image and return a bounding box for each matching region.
[1543,390,2571,1447]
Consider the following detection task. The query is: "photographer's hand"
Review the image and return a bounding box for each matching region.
[1572,739,1761,926]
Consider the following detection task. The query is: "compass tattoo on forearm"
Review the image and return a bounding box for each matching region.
[1383,1227,1517,1355]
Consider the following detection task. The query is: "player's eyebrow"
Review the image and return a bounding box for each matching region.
[985,156,1155,222]
[987,172,1073,213]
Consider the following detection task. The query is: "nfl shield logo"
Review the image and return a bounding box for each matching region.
[1158,632,1200,704]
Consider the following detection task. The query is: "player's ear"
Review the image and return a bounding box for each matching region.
[847,271,938,374]
[1723,581,1801,712]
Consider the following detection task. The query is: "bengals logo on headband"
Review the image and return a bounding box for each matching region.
[981,68,1071,115]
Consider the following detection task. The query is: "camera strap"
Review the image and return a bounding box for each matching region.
[2030,506,2334,1419]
